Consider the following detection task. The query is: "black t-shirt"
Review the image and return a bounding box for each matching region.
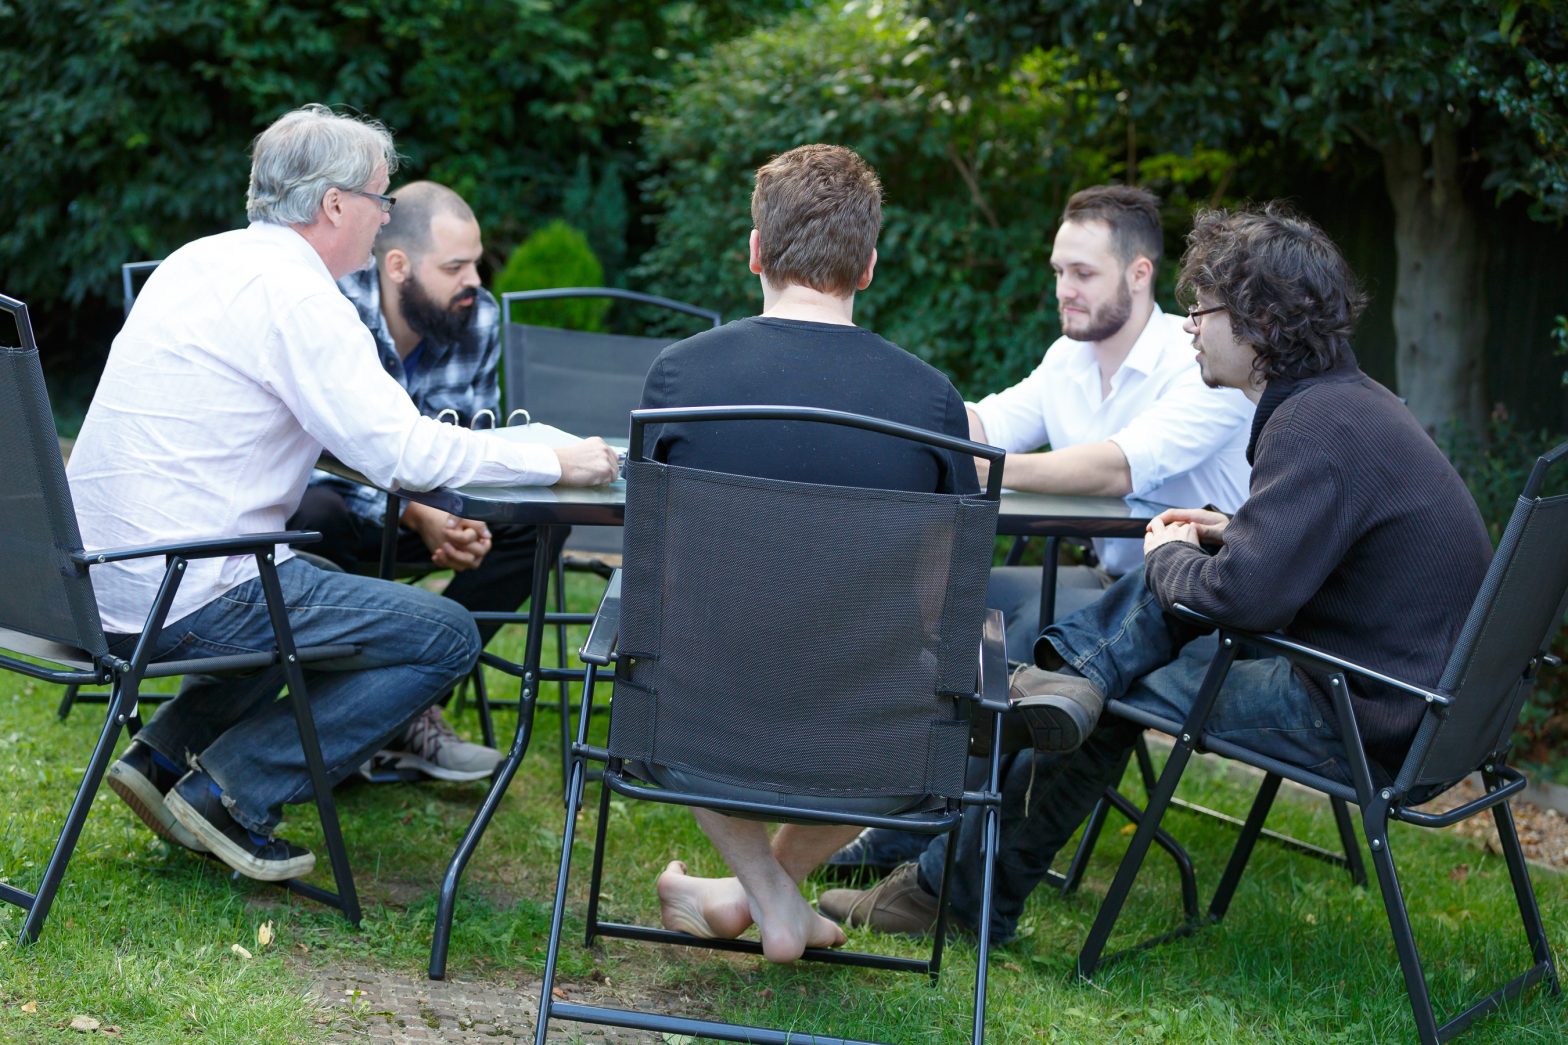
[637,316,978,495]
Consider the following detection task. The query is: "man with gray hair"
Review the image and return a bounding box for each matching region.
[69,105,618,882]
[291,181,551,782]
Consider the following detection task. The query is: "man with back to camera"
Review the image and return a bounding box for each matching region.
[71,104,617,882]
[635,143,980,963]
[820,202,1492,943]
[829,184,1255,875]
[290,180,563,782]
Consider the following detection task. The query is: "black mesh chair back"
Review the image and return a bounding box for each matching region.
[0,295,107,663]
[499,288,719,555]
[1410,443,1568,787]
[612,450,997,800]
[121,260,161,318]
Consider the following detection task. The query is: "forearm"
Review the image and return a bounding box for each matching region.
[1001,440,1133,497]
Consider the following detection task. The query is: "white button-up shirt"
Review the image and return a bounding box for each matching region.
[68,222,561,633]
[970,306,1253,575]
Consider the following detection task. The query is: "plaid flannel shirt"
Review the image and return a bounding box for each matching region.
[309,266,502,524]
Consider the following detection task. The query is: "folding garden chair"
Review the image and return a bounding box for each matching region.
[1076,439,1568,1044]
[533,405,1009,1045]
[0,293,361,943]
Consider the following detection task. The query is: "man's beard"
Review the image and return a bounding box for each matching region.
[399,272,476,345]
[1064,276,1133,344]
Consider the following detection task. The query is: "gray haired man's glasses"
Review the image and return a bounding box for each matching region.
[350,189,396,213]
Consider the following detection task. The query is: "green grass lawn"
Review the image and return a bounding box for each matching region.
[1,573,1565,1043]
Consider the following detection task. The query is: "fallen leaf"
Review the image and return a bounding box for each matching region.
[20,1001,37,1013]
[231,943,253,960]
[1119,823,1137,836]
[257,921,274,948]
[551,987,567,1000]
[69,1015,100,1032]
[1449,863,1471,882]
[101,1027,123,1037]
[1303,912,1317,925]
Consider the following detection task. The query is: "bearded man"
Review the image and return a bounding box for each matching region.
[290,181,558,782]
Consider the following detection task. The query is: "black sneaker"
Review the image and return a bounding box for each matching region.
[822,828,932,880]
[165,771,315,882]
[107,742,209,853]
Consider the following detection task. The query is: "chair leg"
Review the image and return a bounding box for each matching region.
[1487,783,1558,991]
[1361,804,1441,1045]
[1057,791,1109,895]
[1331,797,1368,887]
[1077,736,1197,978]
[55,683,80,721]
[535,745,591,1044]
[583,775,613,948]
[471,665,496,751]
[970,795,1000,1045]
[256,558,360,926]
[20,679,131,944]
[1206,773,1281,922]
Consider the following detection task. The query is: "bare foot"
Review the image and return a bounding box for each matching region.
[752,887,848,964]
[656,860,753,939]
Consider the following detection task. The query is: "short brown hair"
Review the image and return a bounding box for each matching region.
[751,144,882,297]
[1178,202,1366,381]
[1063,184,1163,269]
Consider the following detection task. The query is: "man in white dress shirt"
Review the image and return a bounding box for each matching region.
[825,185,1254,879]
[975,185,1252,672]
[68,104,617,882]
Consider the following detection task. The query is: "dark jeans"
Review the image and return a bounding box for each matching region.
[111,557,481,834]
[921,565,1351,942]
[290,484,565,645]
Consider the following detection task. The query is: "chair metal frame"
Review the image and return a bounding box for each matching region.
[1075,441,1568,1044]
[0,292,362,943]
[533,405,1010,1045]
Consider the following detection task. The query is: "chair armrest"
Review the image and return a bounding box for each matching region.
[76,530,323,565]
[976,607,1009,712]
[580,570,622,666]
[1169,603,1451,707]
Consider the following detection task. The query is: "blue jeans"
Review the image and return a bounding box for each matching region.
[922,565,1351,942]
[108,557,480,835]
[986,563,1114,662]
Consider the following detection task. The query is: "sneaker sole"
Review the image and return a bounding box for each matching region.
[1014,696,1093,752]
[165,790,315,882]
[107,761,210,854]
[384,751,497,783]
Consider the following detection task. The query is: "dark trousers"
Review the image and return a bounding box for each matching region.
[289,485,566,645]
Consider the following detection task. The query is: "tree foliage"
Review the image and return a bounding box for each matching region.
[632,0,1235,395]
[921,1,1568,429]
[0,0,782,365]
[493,220,610,331]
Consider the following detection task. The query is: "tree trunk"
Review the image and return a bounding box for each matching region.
[1381,122,1488,434]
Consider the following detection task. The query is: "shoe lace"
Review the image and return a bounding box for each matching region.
[846,862,917,924]
[404,705,457,761]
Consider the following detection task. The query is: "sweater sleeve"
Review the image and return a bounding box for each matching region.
[1144,409,1352,633]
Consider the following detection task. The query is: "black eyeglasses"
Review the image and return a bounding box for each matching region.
[1186,304,1226,326]
[349,189,396,213]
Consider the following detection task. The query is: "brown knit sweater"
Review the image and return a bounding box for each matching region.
[1144,358,1492,770]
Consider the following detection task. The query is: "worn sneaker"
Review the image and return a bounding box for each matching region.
[822,828,931,880]
[375,705,502,782]
[107,741,209,853]
[165,771,315,882]
[819,862,940,935]
[1008,665,1106,752]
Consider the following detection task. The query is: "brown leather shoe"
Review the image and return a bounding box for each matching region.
[1008,665,1106,752]
[818,862,939,935]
